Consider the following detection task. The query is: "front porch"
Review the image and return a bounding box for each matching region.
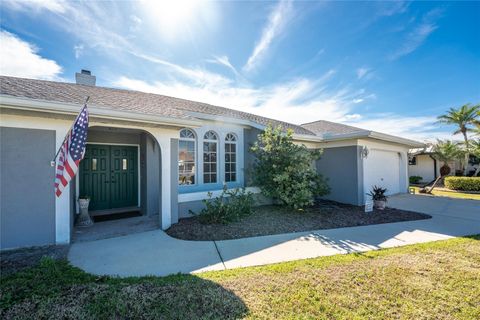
[68,124,179,243]
[73,214,159,242]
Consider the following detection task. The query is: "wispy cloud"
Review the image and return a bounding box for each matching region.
[345,115,453,142]
[206,55,239,76]
[376,1,409,17]
[390,8,444,60]
[3,0,67,14]
[356,67,372,80]
[243,0,293,72]
[2,0,447,142]
[115,73,447,142]
[0,30,62,80]
[114,68,367,125]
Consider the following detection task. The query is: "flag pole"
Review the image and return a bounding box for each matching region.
[51,96,90,164]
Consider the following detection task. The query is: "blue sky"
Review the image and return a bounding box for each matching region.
[1,0,479,141]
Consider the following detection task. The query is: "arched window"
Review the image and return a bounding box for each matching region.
[179,128,196,185]
[203,131,218,183]
[225,133,237,182]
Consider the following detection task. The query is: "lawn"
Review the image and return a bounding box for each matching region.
[1,236,479,319]
[167,201,430,241]
[410,186,480,200]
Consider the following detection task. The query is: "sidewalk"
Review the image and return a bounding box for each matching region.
[68,194,480,277]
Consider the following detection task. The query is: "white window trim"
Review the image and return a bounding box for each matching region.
[178,187,261,202]
[203,130,219,184]
[225,133,237,182]
[179,128,197,186]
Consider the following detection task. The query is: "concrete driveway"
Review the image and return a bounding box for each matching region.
[68,194,480,277]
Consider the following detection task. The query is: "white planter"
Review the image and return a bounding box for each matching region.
[374,200,386,210]
[77,198,93,227]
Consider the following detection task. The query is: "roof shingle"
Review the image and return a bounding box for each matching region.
[301,120,368,136]
[0,75,315,135]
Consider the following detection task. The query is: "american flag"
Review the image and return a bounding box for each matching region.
[55,104,89,197]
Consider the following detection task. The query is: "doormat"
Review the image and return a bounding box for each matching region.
[93,211,142,222]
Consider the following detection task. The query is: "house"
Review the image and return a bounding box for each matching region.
[0,72,423,250]
[408,146,479,183]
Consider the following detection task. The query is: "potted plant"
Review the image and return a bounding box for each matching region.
[367,186,388,210]
[77,195,93,227]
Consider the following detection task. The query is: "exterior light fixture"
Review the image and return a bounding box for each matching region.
[360,146,369,159]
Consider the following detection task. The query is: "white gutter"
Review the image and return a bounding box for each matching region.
[186,111,259,129]
[188,111,324,142]
[0,95,203,127]
[0,95,425,147]
[319,130,424,148]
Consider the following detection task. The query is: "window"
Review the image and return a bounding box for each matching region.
[225,133,237,182]
[179,128,196,185]
[409,156,417,166]
[203,131,218,183]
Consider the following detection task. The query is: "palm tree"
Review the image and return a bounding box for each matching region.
[470,139,480,177]
[437,103,480,175]
[432,139,463,176]
[422,140,463,193]
[420,139,463,193]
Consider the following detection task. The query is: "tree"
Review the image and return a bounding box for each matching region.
[422,140,463,193]
[251,125,330,209]
[437,103,480,175]
[470,139,480,177]
[432,140,463,176]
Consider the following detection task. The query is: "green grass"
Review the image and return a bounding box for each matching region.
[411,186,480,200]
[2,236,480,319]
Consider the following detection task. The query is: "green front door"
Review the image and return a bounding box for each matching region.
[80,144,138,211]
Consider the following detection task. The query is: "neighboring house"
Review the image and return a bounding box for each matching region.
[0,72,423,249]
[408,146,478,183]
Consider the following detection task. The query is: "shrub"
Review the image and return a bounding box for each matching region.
[444,176,480,191]
[250,125,330,209]
[409,176,423,184]
[366,185,388,202]
[195,187,254,224]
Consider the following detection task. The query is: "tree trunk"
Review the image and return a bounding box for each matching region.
[426,176,442,194]
[463,131,469,176]
[474,166,480,177]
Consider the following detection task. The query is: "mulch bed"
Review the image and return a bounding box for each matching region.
[166,200,432,241]
[0,245,69,276]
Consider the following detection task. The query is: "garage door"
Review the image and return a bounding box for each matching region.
[364,149,400,201]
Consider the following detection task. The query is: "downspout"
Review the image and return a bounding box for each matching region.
[429,154,437,179]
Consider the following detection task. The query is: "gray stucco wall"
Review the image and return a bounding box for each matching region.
[243,128,262,187]
[178,200,205,219]
[316,146,362,206]
[1,127,56,249]
[140,133,161,217]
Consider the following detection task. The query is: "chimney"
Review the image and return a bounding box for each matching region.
[75,69,96,86]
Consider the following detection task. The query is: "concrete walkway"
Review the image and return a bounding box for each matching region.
[68,194,480,277]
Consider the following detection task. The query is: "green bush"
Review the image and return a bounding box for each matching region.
[409,176,423,184]
[444,176,480,191]
[250,125,330,209]
[195,187,254,224]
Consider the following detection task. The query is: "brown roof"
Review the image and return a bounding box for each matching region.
[0,75,315,135]
[301,120,368,136]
